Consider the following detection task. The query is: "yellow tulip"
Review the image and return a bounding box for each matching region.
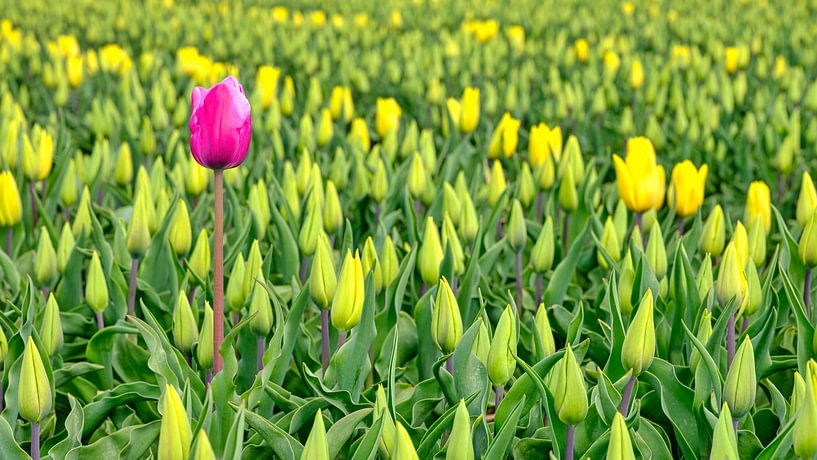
[0,171,22,228]
[574,38,589,63]
[488,113,520,159]
[612,137,666,213]
[744,181,771,234]
[668,160,708,218]
[255,65,280,109]
[725,47,740,74]
[629,59,644,90]
[376,98,402,138]
[446,87,480,134]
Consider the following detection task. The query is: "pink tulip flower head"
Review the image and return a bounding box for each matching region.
[189,76,252,170]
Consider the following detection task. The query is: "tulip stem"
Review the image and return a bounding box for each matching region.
[257,337,265,372]
[321,309,330,375]
[299,256,311,284]
[562,213,570,252]
[213,169,225,375]
[535,191,544,221]
[565,425,575,460]
[494,385,505,408]
[31,422,40,460]
[29,181,38,227]
[535,274,543,307]
[741,317,749,333]
[805,268,812,321]
[414,198,422,218]
[127,258,139,316]
[677,217,685,236]
[515,250,523,315]
[96,312,104,330]
[374,204,381,226]
[619,375,636,416]
[732,418,739,434]
[726,313,736,368]
[0,376,4,412]
[232,311,241,326]
[451,277,459,297]
[4,228,11,256]
[446,356,454,377]
[337,331,346,348]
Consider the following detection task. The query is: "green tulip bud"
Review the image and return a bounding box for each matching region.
[458,192,479,245]
[331,250,365,331]
[72,186,93,238]
[226,254,247,312]
[408,153,428,200]
[418,217,443,286]
[534,303,556,358]
[193,430,216,460]
[487,160,507,207]
[248,181,270,237]
[646,220,667,279]
[248,269,273,337]
[531,216,554,273]
[800,212,817,267]
[374,385,397,456]
[35,227,57,286]
[19,337,52,423]
[392,422,419,460]
[558,167,579,212]
[188,230,211,281]
[296,149,313,196]
[742,261,762,318]
[361,236,383,293]
[472,317,491,365]
[618,250,635,315]
[172,291,198,354]
[113,143,133,186]
[699,205,726,257]
[710,403,739,460]
[60,159,79,207]
[168,200,192,257]
[606,412,635,460]
[507,199,527,251]
[553,344,588,425]
[793,361,817,459]
[487,305,517,387]
[300,410,330,460]
[598,217,621,269]
[747,217,766,267]
[323,181,343,235]
[439,214,464,277]
[613,200,628,240]
[723,336,756,418]
[696,254,714,300]
[621,290,656,375]
[299,201,323,257]
[158,384,192,460]
[446,400,474,460]
[243,240,263,300]
[310,235,337,309]
[283,162,301,222]
[790,372,806,420]
[443,183,461,227]
[518,163,536,209]
[40,294,63,357]
[381,236,399,289]
[127,192,152,258]
[86,251,109,314]
[432,277,463,354]
[57,223,75,274]
[197,301,214,369]
[797,172,817,227]
[716,242,747,307]
[371,158,388,203]
[690,309,712,374]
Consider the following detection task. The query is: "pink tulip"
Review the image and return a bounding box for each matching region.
[189,76,252,170]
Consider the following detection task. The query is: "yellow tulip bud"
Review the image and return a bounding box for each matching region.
[72,186,93,238]
[188,229,211,281]
[723,336,756,418]
[507,199,527,251]
[534,303,556,358]
[747,217,766,267]
[197,302,214,369]
[552,344,588,425]
[127,193,152,258]
[629,59,644,90]
[487,160,507,207]
[57,223,75,274]
[598,217,621,269]
[172,290,198,353]
[618,251,636,315]
[158,385,193,460]
[518,163,536,209]
[646,220,667,279]
[621,290,656,375]
[793,360,817,458]
[558,167,579,212]
[797,172,817,226]
[716,242,747,307]
[86,251,109,314]
[446,400,474,460]
[690,309,713,374]
[376,97,402,138]
[392,422,419,460]
[441,213,465,276]
[731,221,749,268]
[60,159,78,207]
[745,181,771,234]
[668,160,707,218]
[249,269,273,337]
[226,254,246,312]
[407,153,428,200]
[607,412,636,460]
[371,158,388,203]
[432,277,463,354]
[301,409,329,460]
[193,430,216,460]
[168,200,192,257]
[418,217,443,286]
[310,234,337,309]
[41,294,63,357]
[458,192,479,244]
[0,170,23,228]
[19,337,52,423]
[316,109,334,148]
[331,250,365,331]
[800,212,817,267]
[699,205,726,257]
[35,227,57,286]
[487,305,517,387]
[361,236,383,293]
[710,403,739,460]
[374,385,397,456]
[323,181,343,235]
[113,143,133,186]
[243,240,263,300]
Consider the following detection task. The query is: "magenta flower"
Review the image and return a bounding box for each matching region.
[189,76,252,170]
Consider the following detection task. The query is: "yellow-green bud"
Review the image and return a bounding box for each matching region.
[559,135,585,184]
[249,269,273,337]
[41,294,63,357]
[323,181,343,235]
[197,302,214,369]
[487,161,507,207]
[361,236,383,293]
[731,221,749,268]
[598,217,621,269]
[723,336,756,418]
[381,236,399,289]
[458,193,479,245]
[646,220,667,279]
[307,165,324,210]
[487,305,517,387]
[283,162,301,222]
[374,385,397,456]
[19,337,52,423]
[331,250,365,331]
[172,291,198,354]
[472,317,490,365]
[188,230,211,281]
[535,157,556,191]
[226,254,246,312]
[699,205,726,257]
[310,235,337,308]
[193,430,216,460]
[690,309,712,374]
[60,159,79,207]
[446,400,474,460]
[800,212,817,267]
[299,201,323,257]
[35,227,58,286]
[0,326,7,367]
[790,372,806,420]
[296,149,313,196]
[747,217,766,267]
[552,344,588,425]
[301,409,329,460]
[432,277,463,354]
[443,183,461,227]
[558,167,579,212]
[243,240,263,299]
[531,216,555,273]
[248,180,270,237]
[371,158,388,203]
[57,223,75,274]
[518,163,536,209]
[441,213,465,276]
[392,422,419,460]
[534,303,556,358]
[86,251,109,314]
[618,251,636,315]
[317,109,334,148]
[793,361,817,459]
[127,193,152,258]
[72,186,93,238]
[158,384,193,460]
[742,261,762,318]
[613,200,628,240]
[711,403,739,460]
[168,200,192,257]
[621,290,656,375]
[606,412,636,460]
[113,143,133,186]
[408,153,428,199]
[696,254,714,300]
[507,199,527,251]
[797,172,817,227]
[418,217,443,286]
[716,242,747,307]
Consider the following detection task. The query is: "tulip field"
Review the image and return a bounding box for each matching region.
[3,0,817,458]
